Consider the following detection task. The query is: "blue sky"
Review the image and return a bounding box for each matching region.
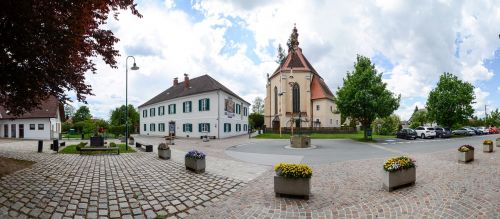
[75,0,500,121]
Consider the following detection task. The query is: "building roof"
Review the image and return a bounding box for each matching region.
[270,47,319,78]
[0,96,64,120]
[311,76,334,100]
[139,74,250,108]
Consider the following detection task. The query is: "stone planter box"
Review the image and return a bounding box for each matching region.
[129,139,134,145]
[458,150,474,163]
[158,149,171,160]
[290,136,311,148]
[483,144,493,153]
[90,136,104,147]
[496,140,500,147]
[274,176,311,199]
[382,167,416,192]
[185,158,205,173]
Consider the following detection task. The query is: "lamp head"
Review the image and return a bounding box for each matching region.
[131,63,139,70]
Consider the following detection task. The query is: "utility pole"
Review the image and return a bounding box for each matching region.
[485,104,488,119]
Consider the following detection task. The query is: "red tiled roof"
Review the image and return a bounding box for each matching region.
[0,96,63,119]
[311,76,334,100]
[271,47,319,78]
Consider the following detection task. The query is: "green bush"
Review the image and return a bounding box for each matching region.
[372,114,401,135]
[110,142,117,147]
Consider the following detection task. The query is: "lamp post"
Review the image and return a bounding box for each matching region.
[125,56,139,151]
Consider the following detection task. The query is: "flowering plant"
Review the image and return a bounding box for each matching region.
[274,163,312,178]
[383,156,416,172]
[483,140,493,145]
[185,150,205,159]
[458,145,474,152]
[158,143,170,150]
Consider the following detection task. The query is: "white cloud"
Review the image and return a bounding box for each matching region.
[473,87,490,118]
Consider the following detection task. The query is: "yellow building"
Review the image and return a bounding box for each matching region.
[264,26,341,130]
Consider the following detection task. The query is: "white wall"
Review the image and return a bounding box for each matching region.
[139,90,249,139]
[0,118,51,140]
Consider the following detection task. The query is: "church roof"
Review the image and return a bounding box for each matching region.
[311,76,334,100]
[139,74,249,108]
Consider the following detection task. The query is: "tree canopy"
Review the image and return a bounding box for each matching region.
[372,114,401,136]
[73,106,92,123]
[409,109,429,128]
[0,0,142,116]
[109,104,140,136]
[249,113,264,130]
[426,72,475,128]
[252,97,264,114]
[336,55,400,139]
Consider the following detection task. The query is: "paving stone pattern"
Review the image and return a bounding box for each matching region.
[0,151,244,219]
[189,149,500,218]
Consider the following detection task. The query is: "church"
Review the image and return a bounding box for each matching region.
[264,26,341,130]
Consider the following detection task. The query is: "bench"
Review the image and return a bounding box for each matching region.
[135,142,153,152]
[79,147,120,155]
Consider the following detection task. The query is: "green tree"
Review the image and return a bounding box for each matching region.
[249,113,264,130]
[82,119,96,134]
[62,120,72,133]
[73,106,92,123]
[486,109,500,127]
[251,97,264,114]
[426,73,475,128]
[372,114,401,135]
[64,104,75,121]
[409,109,428,128]
[109,105,139,136]
[276,44,286,65]
[336,55,400,140]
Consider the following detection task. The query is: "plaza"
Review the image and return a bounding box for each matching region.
[0,134,499,218]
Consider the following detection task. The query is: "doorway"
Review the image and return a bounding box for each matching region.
[11,124,16,138]
[3,124,8,137]
[272,116,280,132]
[168,121,176,137]
[19,124,24,139]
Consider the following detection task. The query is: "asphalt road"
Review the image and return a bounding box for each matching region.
[225,134,500,165]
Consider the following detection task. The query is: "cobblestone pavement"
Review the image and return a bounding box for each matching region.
[0,148,244,218]
[189,148,500,218]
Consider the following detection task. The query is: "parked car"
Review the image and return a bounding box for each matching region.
[477,127,489,134]
[414,126,436,139]
[396,128,417,140]
[453,128,475,136]
[434,127,451,138]
[489,126,499,134]
[466,127,482,135]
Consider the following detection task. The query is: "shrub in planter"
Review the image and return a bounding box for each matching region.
[76,142,87,151]
[457,145,474,163]
[158,143,171,160]
[185,150,205,173]
[382,156,416,191]
[274,163,312,199]
[483,140,493,153]
[129,137,135,145]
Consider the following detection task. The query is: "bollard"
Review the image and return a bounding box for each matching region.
[81,133,84,140]
[53,139,59,152]
[38,140,43,153]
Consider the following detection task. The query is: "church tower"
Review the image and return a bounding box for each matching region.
[264,25,341,130]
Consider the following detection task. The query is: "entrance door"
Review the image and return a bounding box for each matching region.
[3,124,8,137]
[11,124,16,138]
[19,124,24,139]
[168,121,176,137]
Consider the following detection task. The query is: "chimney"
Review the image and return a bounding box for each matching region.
[173,77,179,86]
[184,73,189,88]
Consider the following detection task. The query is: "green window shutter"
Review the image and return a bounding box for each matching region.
[182,124,185,132]
[174,104,176,114]
[198,99,202,111]
[206,99,210,111]
[198,123,202,132]
[183,102,185,113]
[189,124,192,132]
[189,101,192,112]
[207,123,210,132]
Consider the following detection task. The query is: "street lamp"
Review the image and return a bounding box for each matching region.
[125,56,139,151]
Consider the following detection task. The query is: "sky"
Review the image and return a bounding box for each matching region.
[72,0,500,121]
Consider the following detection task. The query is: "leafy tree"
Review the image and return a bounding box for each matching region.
[0,0,142,116]
[73,106,92,123]
[426,73,475,128]
[62,120,72,133]
[372,114,401,135]
[486,109,500,127]
[64,104,75,121]
[409,109,428,128]
[251,97,264,114]
[82,119,96,135]
[109,104,139,136]
[336,55,400,140]
[249,113,264,130]
[276,44,286,65]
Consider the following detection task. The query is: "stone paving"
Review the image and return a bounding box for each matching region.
[189,148,500,218]
[0,147,244,219]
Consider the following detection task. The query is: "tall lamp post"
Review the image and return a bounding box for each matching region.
[125,56,139,151]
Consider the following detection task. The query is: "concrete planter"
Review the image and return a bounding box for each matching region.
[129,139,134,145]
[274,176,311,199]
[382,167,416,192]
[185,158,205,173]
[290,136,311,148]
[158,149,171,160]
[496,140,500,147]
[483,144,493,153]
[458,150,474,163]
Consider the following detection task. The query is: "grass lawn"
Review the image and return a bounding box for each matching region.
[255,131,394,141]
[60,143,135,154]
[0,157,35,178]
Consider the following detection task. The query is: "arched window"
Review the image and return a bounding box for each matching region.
[292,83,300,113]
[274,86,278,115]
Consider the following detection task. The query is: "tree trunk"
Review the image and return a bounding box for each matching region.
[363,123,372,140]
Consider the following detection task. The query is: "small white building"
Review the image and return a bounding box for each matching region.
[138,74,250,139]
[0,96,64,140]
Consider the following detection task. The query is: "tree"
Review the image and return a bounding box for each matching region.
[64,104,75,121]
[251,97,264,114]
[486,109,500,127]
[409,109,428,128]
[109,104,139,136]
[73,106,92,123]
[276,44,286,65]
[0,0,142,116]
[249,113,264,130]
[426,73,475,128]
[336,55,400,140]
[372,114,401,136]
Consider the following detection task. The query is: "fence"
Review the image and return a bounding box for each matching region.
[264,126,357,134]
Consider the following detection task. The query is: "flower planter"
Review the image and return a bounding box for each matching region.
[457,150,474,163]
[290,136,311,148]
[274,176,310,199]
[382,167,416,192]
[158,149,171,160]
[496,140,500,147]
[483,144,493,153]
[185,158,205,173]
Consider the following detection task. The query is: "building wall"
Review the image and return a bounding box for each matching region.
[139,90,249,139]
[311,99,341,127]
[0,118,52,140]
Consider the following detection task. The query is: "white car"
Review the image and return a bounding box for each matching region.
[477,127,489,134]
[414,126,437,139]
